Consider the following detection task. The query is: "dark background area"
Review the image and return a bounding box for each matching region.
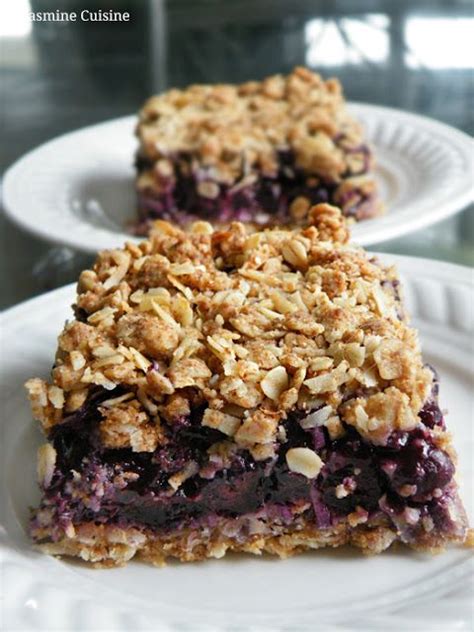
[1,0,473,309]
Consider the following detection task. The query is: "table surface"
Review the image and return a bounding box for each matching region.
[1,0,473,310]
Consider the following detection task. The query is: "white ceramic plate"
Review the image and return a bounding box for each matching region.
[1,255,473,631]
[3,104,474,254]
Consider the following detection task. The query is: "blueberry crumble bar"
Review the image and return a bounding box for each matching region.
[135,67,382,232]
[26,204,467,566]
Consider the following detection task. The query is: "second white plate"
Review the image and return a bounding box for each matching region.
[3,103,474,254]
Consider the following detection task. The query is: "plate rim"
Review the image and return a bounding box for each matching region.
[3,103,474,254]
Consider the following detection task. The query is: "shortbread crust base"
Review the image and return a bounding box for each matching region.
[33,517,465,568]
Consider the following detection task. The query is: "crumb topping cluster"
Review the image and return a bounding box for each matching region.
[137,66,370,186]
[26,204,433,463]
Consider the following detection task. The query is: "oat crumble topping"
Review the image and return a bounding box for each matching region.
[26,204,433,460]
[135,67,383,229]
[137,67,364,185]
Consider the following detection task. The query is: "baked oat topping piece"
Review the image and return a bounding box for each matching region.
[26,205,468,566]
[134,67,383,232]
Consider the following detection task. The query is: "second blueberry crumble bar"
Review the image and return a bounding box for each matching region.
[135,67,382,232]
[27,204,467,566]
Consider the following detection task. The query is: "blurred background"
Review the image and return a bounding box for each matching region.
[1,0,473,309]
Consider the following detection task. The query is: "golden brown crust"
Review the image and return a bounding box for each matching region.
[25,205,434,464]
[34,515,465,568]
[136,67,368,186]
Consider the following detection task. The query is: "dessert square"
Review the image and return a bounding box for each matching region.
[135,67,382,232]
[27,205,467,566]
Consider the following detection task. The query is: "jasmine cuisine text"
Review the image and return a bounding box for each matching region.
[29,9,130,22]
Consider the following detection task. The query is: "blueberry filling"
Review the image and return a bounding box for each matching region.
[31,378,464,545]
[135,146,377,232]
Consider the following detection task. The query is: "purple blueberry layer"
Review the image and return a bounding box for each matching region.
[31,372,466,545]
[135,147,377,232]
